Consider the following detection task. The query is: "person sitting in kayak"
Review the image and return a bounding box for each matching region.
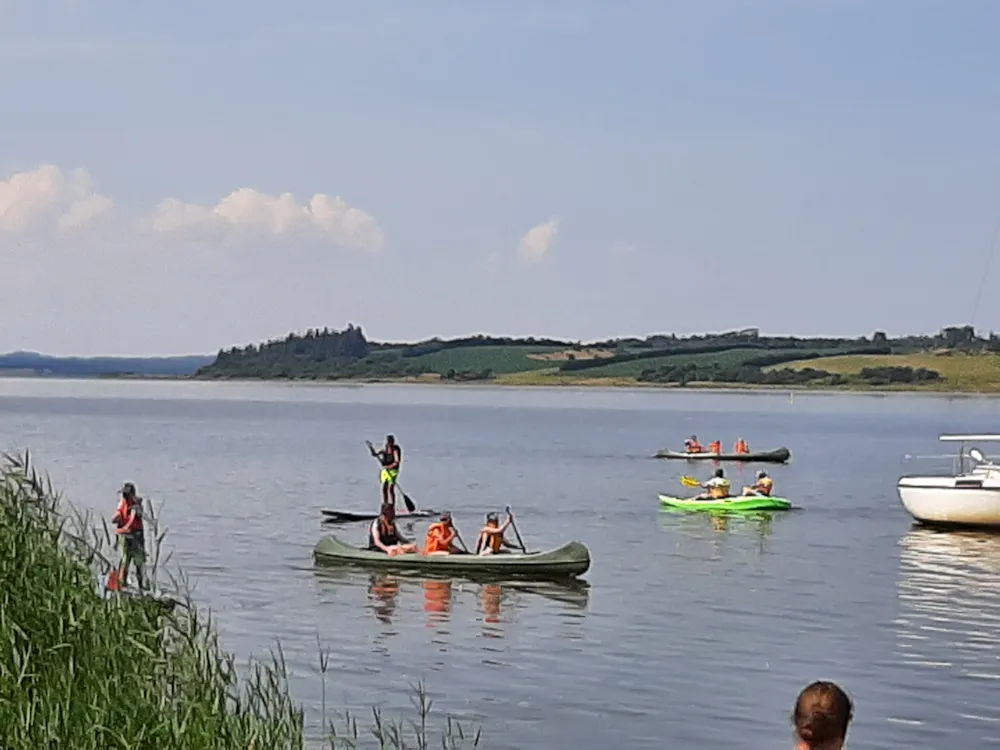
[684,435,704,453]
[694,468,731,500]
[476,511,517,555]
[424,512,463,555]
[735,438,750,454]
[743,470,774,496]
[367,503,417,556]
[369,435,402,508]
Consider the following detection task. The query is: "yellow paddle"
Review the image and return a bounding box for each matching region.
[680,475,701,488]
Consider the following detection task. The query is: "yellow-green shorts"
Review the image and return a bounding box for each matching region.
[380,468,399,485]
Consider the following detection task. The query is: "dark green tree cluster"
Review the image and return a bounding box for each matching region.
[197,325,429,380]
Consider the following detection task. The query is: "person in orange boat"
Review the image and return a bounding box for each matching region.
[367,503,418,556]
[708,440,722,454]
[734,437,750,454]
[683,435,704,453]
[110,482,147,591]
[743,470,774,496]
[423,512,464,555]
[476,511,517,555]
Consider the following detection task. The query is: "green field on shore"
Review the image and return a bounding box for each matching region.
[190,323,1000,393]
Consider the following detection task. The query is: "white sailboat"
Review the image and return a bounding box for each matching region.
[897,434,1000,527]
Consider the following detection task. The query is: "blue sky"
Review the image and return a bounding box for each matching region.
[1,0,998,355]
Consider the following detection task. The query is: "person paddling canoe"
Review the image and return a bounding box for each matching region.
[684,435,704,453]
[110,482,147,591]
[423,512,464,555]
[693,468,731,500]
[367,502,417,556]
[742,470,774,497]
[368,435,402,508]
[476,511,517,555]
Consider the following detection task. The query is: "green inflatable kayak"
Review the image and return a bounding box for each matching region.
[659,494,792,512]
[313,534,591,579]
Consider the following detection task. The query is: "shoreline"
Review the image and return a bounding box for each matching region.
[45,372,1000,398]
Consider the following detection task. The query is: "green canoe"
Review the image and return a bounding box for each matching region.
[313,534,591,579]
[654,446,791,464]
[659,494,792,512]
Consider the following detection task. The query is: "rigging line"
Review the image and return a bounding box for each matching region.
[970,216,1000,326]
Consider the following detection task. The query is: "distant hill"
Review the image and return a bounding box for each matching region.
[0,351,214,377]
[194,322,1000,391]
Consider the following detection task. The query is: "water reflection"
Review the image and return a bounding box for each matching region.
[659,508,782,555]
[367,573,400,624]
[895,529,1000,730]
[313,566,590,644]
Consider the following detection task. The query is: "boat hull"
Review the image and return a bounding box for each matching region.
[897,478,1000,528]
[654,447,791,464]
[659,494,792,512]
[312,535,591,578]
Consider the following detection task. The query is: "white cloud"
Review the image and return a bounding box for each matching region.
[147,188,384,251]
[0,165,113,233]
[517,217,560,263]
[0,164,384,252]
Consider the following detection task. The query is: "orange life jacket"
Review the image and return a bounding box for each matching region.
[687,441,704,453]
[114,497,143,534]
[735,439,749,454]
[478,525,503,553]
[708,441,722,454]
[423,522,455,554]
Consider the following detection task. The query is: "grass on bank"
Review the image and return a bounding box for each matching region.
[780,351,1000,391]
[0,450,481,749]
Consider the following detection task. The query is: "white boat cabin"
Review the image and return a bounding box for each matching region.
[896,434,1000,527]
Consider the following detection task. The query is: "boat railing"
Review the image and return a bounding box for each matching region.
[939,434,1000,476]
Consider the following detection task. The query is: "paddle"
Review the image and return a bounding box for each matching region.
[452,526,471,554]
[505,505,528,553]
[680,475,702,488]
[365,440,417,513]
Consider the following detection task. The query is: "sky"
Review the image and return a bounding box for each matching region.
[1,0,999,355]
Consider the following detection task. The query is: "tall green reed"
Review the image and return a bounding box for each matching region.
[0,450,481,749]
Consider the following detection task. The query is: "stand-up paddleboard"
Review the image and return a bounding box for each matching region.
[320,508,437,523]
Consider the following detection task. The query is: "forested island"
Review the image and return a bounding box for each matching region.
[194,323,1000,392]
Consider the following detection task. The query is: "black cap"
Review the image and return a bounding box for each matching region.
[439,511,452,522]
[486,512,499,523]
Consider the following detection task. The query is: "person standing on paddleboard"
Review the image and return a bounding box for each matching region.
[370,435,402,508]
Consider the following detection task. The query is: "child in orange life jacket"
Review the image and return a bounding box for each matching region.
[684,435,704,453]
[743,470,774,497]
[424,512,462,555]
[476,511,517,555]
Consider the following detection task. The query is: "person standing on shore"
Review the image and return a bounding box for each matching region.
[110,482,146,591]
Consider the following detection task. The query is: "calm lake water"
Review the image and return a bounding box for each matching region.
[2,377,1000,748]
